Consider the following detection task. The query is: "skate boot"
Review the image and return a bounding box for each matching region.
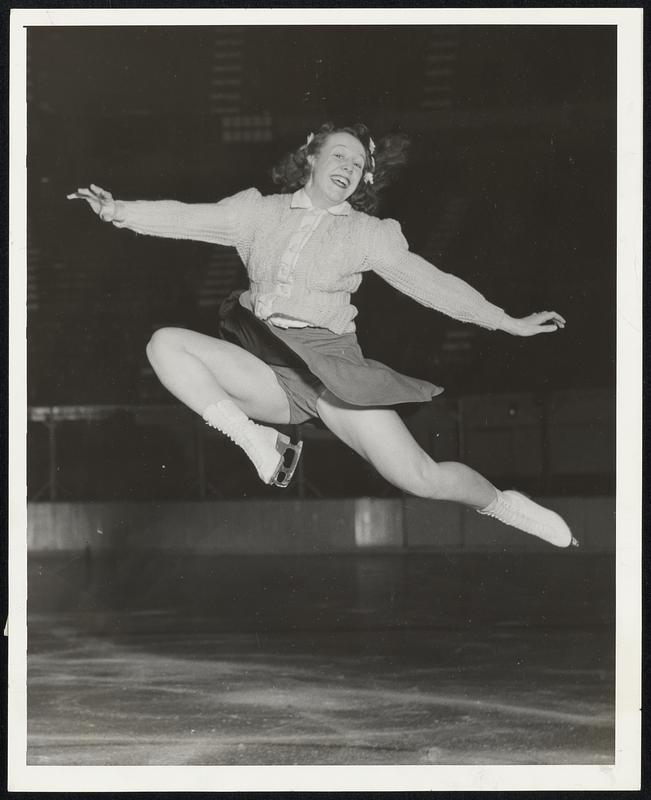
[202,399,302,488]
[478,490,578,548]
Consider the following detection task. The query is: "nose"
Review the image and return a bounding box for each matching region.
[342,161,352,173]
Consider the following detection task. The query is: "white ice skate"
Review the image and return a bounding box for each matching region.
[203,399,302,488]
[478,490,578,548]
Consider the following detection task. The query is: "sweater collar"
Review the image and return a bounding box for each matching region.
[290,188,351,216]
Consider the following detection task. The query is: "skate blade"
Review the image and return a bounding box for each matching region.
[271,437,303,488]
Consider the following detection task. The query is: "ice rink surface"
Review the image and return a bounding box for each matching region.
[27,551,614,765]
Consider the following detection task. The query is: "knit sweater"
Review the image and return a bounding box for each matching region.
[113,187,505,335]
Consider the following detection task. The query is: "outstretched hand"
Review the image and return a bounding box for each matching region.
[500,311,566,337]
[66,184,117,222]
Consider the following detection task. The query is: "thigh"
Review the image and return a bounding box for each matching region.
[175,327,291,424]
[316,390,433,494]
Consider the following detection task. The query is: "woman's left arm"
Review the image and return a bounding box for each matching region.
[367,218,565,336]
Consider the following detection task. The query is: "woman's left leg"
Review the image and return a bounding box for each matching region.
[315,391,496,507]
[316,391,575,547]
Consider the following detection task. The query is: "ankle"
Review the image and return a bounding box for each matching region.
[203,398,248,428]
[478,488,500,514]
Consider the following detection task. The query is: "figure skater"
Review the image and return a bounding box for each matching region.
[68,121,576,548]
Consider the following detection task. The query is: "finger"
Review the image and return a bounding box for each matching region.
[536,311,565,328]
[537,323,560,334]
[522,323,559,336]
[68,192,96,204]
[90,183,111,199]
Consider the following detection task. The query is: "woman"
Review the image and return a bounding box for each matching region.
[68,121,576,548]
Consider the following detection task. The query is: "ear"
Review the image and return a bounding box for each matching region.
[306,154,315,169]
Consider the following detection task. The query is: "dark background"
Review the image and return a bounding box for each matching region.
[26,25,617,500]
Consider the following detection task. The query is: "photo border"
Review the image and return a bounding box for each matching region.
[8,7,643,792]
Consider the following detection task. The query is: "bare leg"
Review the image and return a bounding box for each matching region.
[146,327,302,485]
[316,391,496,508]
[316,391,575,546]
[146,327,290,424]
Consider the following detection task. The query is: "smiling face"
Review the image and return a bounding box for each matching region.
[304,131,367,209]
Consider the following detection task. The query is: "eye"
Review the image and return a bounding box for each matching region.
[333,152,344,160]
[353,162,363,171]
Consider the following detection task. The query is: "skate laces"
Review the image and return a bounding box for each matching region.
[204,411,274,474]
[483,492,551,537]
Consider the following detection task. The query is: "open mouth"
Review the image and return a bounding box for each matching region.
[330,175,350,189]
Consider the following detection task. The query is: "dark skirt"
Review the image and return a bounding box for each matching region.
[218,291,444,424]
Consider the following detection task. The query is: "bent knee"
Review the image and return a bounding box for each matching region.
[401,455,446,500]
[146,327,189,364]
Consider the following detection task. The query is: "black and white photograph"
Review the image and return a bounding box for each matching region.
[8,7,642,793]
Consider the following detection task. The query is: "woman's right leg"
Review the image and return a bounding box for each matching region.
[146,327,300,485]
[146,326,291,424]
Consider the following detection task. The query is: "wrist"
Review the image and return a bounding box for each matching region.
[111,200,126,223]
[498,314,520,335]
[500,314,522,336]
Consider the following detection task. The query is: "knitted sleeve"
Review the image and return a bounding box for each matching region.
[112,187,262,247]
[365,217,505,330]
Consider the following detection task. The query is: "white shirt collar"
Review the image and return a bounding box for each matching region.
[290,188,351,216]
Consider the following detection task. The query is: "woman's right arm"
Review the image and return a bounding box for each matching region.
[67,184,261,247]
